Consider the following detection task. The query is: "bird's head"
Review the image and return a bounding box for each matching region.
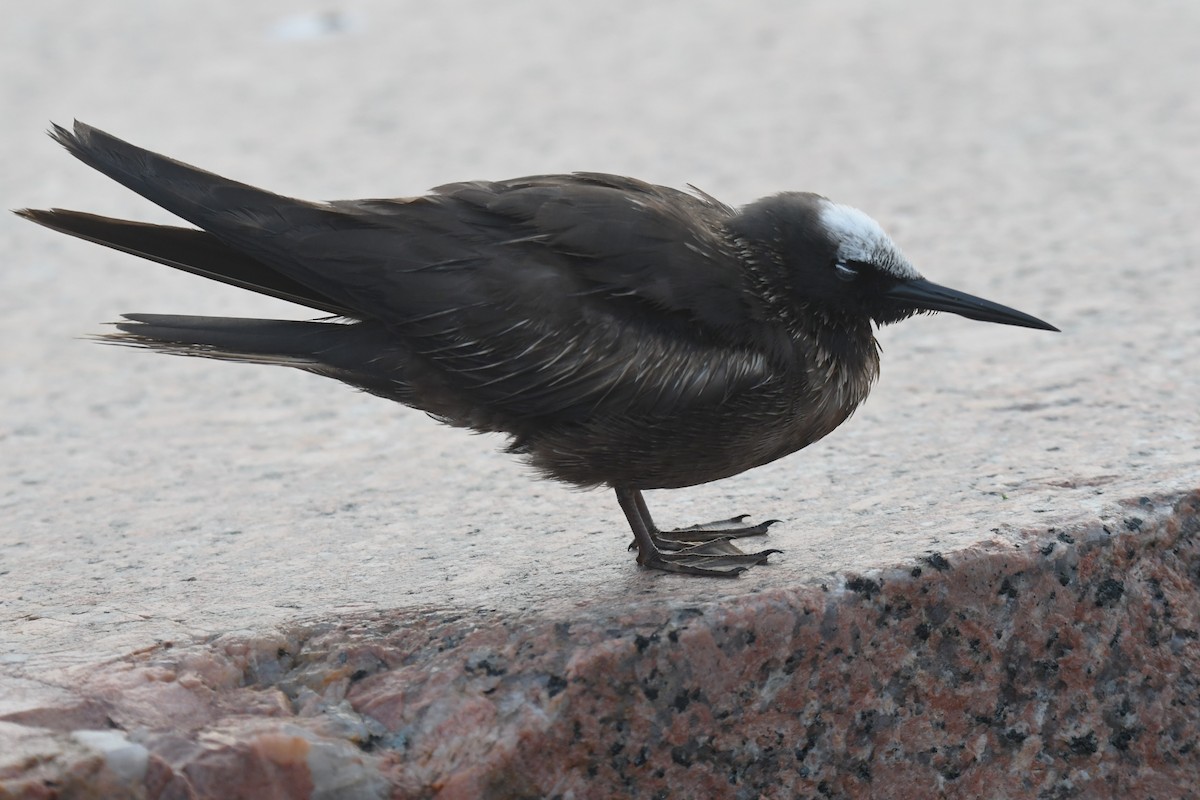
[730,192,1058,332]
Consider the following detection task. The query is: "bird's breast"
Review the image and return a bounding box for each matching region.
[793,338,879,445]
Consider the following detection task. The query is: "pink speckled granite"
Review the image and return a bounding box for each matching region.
[4,491,1197,798]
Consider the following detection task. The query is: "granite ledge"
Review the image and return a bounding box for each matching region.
[2,489,1198,800]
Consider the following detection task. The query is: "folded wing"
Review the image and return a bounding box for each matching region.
[29,121,785,424]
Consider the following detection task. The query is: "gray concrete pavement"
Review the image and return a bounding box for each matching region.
[3,0,1198,679]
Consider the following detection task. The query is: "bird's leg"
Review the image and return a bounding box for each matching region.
[627,490,778,552]
[616,488,779,577]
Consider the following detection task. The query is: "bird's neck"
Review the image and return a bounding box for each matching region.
[725,226,880,398]
[794,307,881,416]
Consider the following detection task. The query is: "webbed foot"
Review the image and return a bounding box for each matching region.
[633,515,779,551]
[637,542,781,577]
[616,488,781,577]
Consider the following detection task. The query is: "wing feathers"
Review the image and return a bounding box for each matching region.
[29,121,787,424]
[16,209,351,316]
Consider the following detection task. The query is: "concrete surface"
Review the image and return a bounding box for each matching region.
[2,1,1198,797]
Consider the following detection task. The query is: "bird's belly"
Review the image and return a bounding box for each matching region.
[523,381,862,490]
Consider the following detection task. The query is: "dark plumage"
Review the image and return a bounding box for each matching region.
[18,121,1058,576]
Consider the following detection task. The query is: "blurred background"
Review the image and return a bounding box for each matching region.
[7,1,1194,239]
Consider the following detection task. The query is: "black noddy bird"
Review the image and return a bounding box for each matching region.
[19,122,1058,577]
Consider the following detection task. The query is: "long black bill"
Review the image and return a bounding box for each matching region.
[885,278,1059,331]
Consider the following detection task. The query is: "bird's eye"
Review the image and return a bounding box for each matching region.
[834,262,859,282]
